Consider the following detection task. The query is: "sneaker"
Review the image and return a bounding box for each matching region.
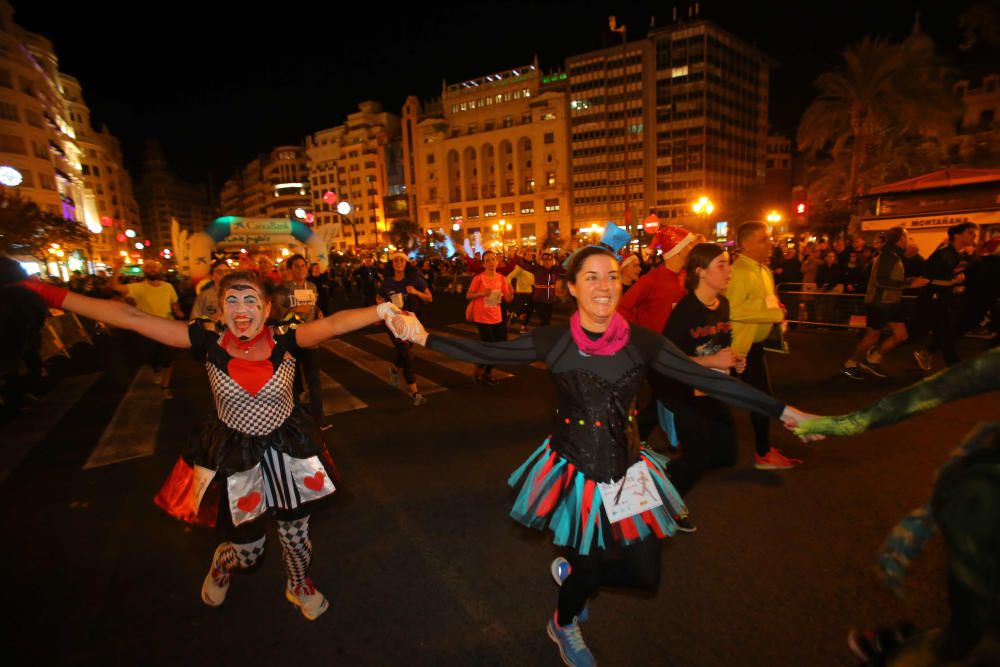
[285,578,329,621]
[858,360,888,378]
[412,392,428,407]
[754,448,802,471]
[389,367,399,389]
[865,346,882,364]
[840,365,867,381]
[161,387,174,400]
[913,349,933,372]
[547,612,597,667]
[201,544,231,607]
[675,515,698,533]
[551,557,571,586]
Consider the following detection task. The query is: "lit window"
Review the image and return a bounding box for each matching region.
[671,66,688,78]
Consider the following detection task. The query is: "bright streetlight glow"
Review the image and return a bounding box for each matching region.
[336,201,352,216]
[452,222,461,231]
[0,165,23,186]
[125,229,137,238]
[692,196,715,216]
[134,242,144,250]
[766,210,782,224]
[294,208,307,219]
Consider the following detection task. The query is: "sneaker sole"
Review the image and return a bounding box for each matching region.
[858,363,888,378]
[201,545,229,607]
[839,368,866,381]
[285,588,329,621]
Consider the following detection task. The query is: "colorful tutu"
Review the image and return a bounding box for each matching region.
[508,438,687,555]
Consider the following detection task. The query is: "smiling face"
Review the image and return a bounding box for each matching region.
[289,257,308,282]
[568,253,621,326]
[222,282,269,340]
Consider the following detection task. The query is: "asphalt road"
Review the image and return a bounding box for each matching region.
[2,293,997,666]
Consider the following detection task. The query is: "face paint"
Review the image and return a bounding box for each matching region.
[222,283,267,340]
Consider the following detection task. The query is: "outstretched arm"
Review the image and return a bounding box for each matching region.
[20,281,190,348]
[294,303,399,348]
[407,323,541,365]
[796,348,1000,438]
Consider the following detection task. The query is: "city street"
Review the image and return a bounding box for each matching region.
[2,294,997,666]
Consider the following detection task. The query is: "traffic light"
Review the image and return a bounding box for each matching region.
[795,202,807,216]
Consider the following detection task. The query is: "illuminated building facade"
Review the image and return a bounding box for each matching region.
[402,63,572,250]
[306,101,401,250]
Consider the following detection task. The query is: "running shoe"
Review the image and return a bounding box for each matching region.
[840,365,867,381]
[412,392,428,406]
[389,367,399,389]
[913,349,933,372]
[865,346,882,364]
[201,544,231,607]
[754,448,802,470]
[858,360,888,378]
[551,557,571,586]
[285,578,329,621]
[547,612,596,667]
[675,514,698,533]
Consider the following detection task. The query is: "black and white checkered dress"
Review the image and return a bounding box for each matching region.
[166,322,338,526]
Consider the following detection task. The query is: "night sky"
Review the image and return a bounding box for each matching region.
[15,1,980,188]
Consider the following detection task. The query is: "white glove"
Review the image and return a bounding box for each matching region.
[393,313,427,343]
[376,301,402,321]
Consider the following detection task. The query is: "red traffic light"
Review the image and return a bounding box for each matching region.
[795,202,807,216]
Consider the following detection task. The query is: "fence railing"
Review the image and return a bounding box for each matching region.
[776,283,919,329]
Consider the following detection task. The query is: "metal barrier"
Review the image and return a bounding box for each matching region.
[776,284,919,329]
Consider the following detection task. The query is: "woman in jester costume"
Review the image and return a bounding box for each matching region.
[796,348,1000,665]
[18,271,405,621]
[392,244,817,666]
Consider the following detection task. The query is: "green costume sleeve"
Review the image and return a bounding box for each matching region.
[796,348,1000,438]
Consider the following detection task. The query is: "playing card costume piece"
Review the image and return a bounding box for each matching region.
[154,322,337,527]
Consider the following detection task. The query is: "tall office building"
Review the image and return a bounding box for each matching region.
[402,63,572,250]
[568,18,772,237]
[219,145,311,221]
[135,139,212,255]
[306,101,401,251]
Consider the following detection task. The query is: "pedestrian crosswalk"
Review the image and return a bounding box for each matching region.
[70,321,553,471]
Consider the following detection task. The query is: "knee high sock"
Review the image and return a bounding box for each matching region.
[212,536,266,583]
[277,516,313,591]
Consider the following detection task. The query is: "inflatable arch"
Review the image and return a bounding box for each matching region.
[172,216,335,283]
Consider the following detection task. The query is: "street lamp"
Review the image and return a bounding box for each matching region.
[692,196,715,232]
[492,219,512,248]
[336,200,360,250]
[766,210,782,234]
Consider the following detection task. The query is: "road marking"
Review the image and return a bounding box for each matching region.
[84,367,164,470]
[365,334,513,381]
[319,370,368,415]
[0,372,100,485]
[322,339,446,395]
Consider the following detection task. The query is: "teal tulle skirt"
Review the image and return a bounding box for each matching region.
[508,438,688,555]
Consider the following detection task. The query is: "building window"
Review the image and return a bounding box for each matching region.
[466,207,479,219]
[0,101,17,121]
[0,133,26,154]
[450,209,462,221]
[520,201,534,214]
[25,109,42,128]
[427,154,435,164]
[544,198,560,212]
[546,171,556,186]
[0,70,11,88]
[541,112,556,121]
[543,132,555,145]
[502,116,513,128]
[429,211,441,224]
[671,65,689,78]
[501,203,515,216]
[521,114,532,124]
[484,205,497,217]
[468,123,477,134]
[428,186,437,200]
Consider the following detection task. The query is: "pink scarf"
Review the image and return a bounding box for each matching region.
[570,311,630,356]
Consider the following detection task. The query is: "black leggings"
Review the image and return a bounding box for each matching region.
[742,343,773,456]
[557,537,661,626]
[388,330,417,385]
[666,397,737,496]
[476,322,507,375]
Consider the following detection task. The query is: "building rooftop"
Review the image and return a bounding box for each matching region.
[867,168,1000,195]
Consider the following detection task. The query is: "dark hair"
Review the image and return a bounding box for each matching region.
[482,249,496,259]
[683,243,726,291]
[287,253,307,269]
[0,256,28,284]
[737,221,768,248]
[217,271,265,298]
[884,227,906,249]
[565,246,617,286]
[210,259,228,273]
[948,222,977,241]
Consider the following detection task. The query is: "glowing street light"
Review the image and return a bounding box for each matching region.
[692,196,715,217]
[766,210,782,225]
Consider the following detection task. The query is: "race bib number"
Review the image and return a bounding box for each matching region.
[485,289,502,307]
[597,461,664,524]
[293,289,316,307]
[390,293,405,309]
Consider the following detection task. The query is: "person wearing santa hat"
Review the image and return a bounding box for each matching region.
[726,221,802,470]
[617,225,695,335]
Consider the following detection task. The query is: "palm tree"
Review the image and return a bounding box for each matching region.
[386,218,423,253]
[797,29,960,230]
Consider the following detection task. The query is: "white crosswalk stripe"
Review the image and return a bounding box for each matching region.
[319,370,368,415]
[365,334,513,381]
[322,339,447,395]
[84,367,163,469]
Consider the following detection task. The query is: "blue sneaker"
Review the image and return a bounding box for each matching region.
[547,612,597,667]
